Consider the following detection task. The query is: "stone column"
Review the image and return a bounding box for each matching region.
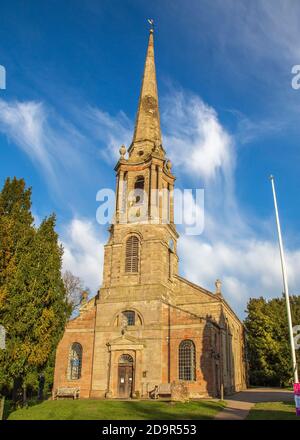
[115,173,120,223]
[169,183,174,224]
[150,164,158,223]
[105,344,113,398]
[134,350,142,397]
[117,170,125,224]
[157,167,162,223]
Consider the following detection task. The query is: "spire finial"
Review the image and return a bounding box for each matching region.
[147,18,154,33]
[129,19,163,158]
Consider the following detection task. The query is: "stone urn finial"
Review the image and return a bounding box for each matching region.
[215,279,222,296]
[81,290,89,305]
[166,159,172,172]
[79,290,89,314]
[119,144,126,159]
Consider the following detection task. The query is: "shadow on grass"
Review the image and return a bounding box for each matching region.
[247,401,300,420]
[7,399,226,420]
[4,399,44,420]
[118,400,225,420]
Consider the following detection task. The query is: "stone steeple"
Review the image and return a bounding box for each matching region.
[128,27,164,160]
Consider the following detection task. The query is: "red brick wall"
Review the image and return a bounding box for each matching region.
[53,304,96,399]
[161,303,218,397]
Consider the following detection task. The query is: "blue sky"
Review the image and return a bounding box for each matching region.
[1,0,300,317]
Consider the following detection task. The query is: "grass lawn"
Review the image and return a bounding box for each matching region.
[7,399,226,420]
[247,401,300,420]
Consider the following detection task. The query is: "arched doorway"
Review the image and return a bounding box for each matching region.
[118,354,134,398]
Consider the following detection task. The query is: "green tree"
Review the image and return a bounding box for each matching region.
[245,296,300,386]
[0,178,70,401]
[0,177,34,310]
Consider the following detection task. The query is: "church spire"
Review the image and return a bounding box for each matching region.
[129,23,163,158]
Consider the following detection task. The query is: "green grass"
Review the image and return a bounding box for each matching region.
[247,401,300,420]
[7,399,226,420]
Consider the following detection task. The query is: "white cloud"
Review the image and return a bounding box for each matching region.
[197,0,300,66]
[162,90,235,183]
[76,106,133,162]
[179,235,300,315]
[0,98,99,199]
[0,100,54,178]
[61,218,104,295]
[160,87,300,316]
[243,0,300,61]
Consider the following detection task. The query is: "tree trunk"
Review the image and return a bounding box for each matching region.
[23,384,28,408]
[12,377,23,406]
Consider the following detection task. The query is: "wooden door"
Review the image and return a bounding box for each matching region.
[118,365,133,398]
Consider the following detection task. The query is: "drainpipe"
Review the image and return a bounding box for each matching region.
[105,343,112,398]
[168,304,171,383]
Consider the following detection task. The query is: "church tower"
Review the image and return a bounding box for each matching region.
[53,26,247,401]
[101,27,179,298]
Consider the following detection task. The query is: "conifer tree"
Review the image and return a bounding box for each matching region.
[0,178,70,400]
[0,178,34,396]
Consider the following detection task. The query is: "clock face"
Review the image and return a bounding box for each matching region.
[142,95,157,115]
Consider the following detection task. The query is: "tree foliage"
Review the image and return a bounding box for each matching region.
[244,295,300,387]
[0,177,71,396]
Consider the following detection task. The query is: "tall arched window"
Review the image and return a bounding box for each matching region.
[179,340,196,381]
[125,236,139,272]
[134,175,144,204]
[68,342,82,380]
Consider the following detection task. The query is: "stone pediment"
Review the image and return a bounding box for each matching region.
[107,333,145,350]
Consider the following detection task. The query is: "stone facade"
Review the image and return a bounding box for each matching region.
[53,29,247,399]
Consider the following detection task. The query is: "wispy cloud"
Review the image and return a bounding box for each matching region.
[0,97,134,187]
[161,87,300,316]
[0,98,92,197]
[0,101,106,294]
[1,87,298,317]
[0,100,54,178]
[162,90,235,183]
[162,88,247,238]
[82,107,132,162]
[175,0,300,125]
[198,0,300,66]
[61,218,104,294]
[179,235,300,310]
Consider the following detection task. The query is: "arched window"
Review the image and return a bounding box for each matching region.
[114,310,143,327]
[179,340,196,381]
[68,342,82,380]
[134,175,144,204]
[125,236,139,272]
[122,310,136,326]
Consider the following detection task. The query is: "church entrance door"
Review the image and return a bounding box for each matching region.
[118,354,134,398]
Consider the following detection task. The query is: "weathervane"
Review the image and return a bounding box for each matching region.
[147,18,154,32]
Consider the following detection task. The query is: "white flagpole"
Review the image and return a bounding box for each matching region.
[270,175,298,383]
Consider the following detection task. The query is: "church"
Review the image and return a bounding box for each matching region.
[53,27,247,399]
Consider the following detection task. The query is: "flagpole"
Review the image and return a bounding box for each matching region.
[270,175,298,383]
